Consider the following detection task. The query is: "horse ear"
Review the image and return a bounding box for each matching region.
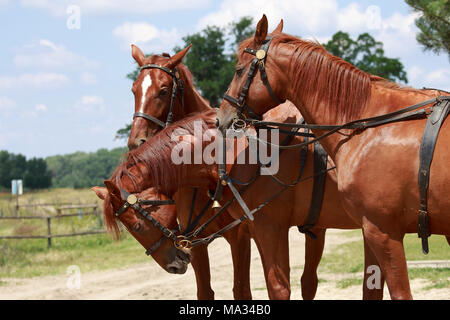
[167,44,192,69]
[271,19,283,34]
[131,44,146,66]
[104,180,124,209]
[92,186,108,200]
[254,14,268,47]
[104,180,121,198]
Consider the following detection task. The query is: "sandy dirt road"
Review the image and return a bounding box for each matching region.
[0,229,448,300]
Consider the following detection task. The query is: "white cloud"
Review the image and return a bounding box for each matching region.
[21,103,48,118]
[75,95,105,113]
[336,3,368,33]
[35,103,47,111]
[196,0,339,35]
[408,66,424,83]
[14,39,99,71]
[424,69,450,91]
[20,0,211,16]
[195,1,422,59]
[0,72,69,89]
[375,12,420,58]
[113,22,180,53]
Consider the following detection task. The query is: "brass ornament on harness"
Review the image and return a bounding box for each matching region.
[127,194,138,205]
[212,200,222,209]
[255,49,266,60]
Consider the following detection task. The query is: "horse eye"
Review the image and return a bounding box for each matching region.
[236,67,244,77]
[159,87,169,96]
[133,220,142,232]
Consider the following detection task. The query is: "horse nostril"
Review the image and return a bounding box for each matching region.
[167,266,178,274]
[215,118,219,128]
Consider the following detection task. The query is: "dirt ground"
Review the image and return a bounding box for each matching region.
[0,229,448,300]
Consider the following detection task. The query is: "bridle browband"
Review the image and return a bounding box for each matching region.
[223,36,284,122]
[134,62,185,128]
[115,188,180,255]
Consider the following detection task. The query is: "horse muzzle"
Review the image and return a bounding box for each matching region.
[166,248,191,274]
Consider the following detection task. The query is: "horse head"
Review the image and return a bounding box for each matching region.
[128,44,192,150]
[92,181,191,274]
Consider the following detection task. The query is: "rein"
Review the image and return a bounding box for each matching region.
[177,119,334,248]
[134,63,184,128]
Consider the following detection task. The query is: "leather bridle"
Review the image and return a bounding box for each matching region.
[115,188,181,255]
[223,36,284,122]
[134,63,184,128]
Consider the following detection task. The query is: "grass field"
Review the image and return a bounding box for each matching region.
[0,188,449,293]
[0,188,150,279]
[318,230,450,290]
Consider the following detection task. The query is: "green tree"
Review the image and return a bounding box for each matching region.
[0,151,27,189]
[175,25,234,107]
[24,158,52,189]
[229,16,255,52]
[115,124,132,140]
[324,31,408,83]
[405,0,450,59]
[45,147,127,188]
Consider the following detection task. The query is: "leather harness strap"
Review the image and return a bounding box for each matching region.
[115,188,179,255]
[134,63,184,128]
[297,142,328,239]
[417,98,450,254]
[223,36,284,120]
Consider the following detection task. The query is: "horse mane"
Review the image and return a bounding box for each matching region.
[102,192,121,239]
[238,34,419,122]
[111,109,217,196]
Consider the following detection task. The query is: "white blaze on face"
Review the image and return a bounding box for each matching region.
[140,74,152,112]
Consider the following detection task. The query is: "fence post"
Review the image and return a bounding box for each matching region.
[96,205,103,228]
[47,216,52,249]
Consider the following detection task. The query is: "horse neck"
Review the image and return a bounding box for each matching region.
[179,68,211,116]
[286,68,435,159]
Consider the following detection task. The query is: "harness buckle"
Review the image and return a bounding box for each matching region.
[174,235,192,249]
[231,118,246,132]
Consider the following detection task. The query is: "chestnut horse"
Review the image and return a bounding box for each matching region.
[216,15,450,299]
[98,110,390,300]
[125,45,252,300]
[121,44,385,299]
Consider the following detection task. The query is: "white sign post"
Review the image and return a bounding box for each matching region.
[11,179,23,215]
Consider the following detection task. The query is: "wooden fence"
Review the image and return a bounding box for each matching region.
[0,204,106,248]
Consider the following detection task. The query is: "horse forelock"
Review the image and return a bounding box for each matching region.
[102,192,121,240]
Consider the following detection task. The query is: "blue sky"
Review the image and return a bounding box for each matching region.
[0,0,448,158]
